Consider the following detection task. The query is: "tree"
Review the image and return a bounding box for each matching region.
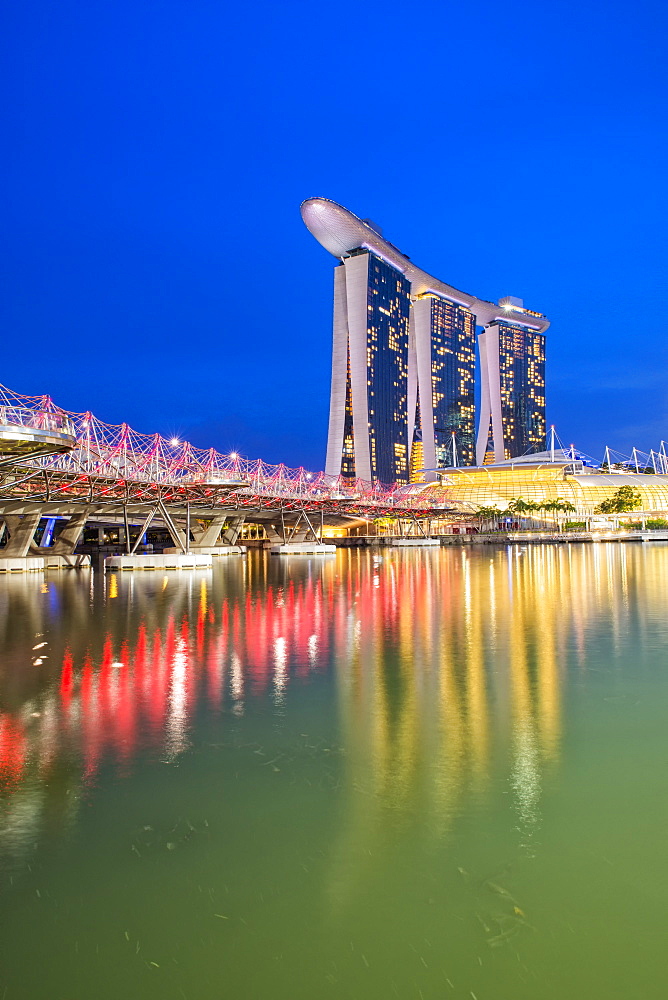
[474,505,502,530]
[537,499,560,528]
[596,485,642,514]
[554,498,575,530]
[507,498,538,515]
[538,499,559,515]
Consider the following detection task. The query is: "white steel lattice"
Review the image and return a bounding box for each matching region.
[0,383,449,515]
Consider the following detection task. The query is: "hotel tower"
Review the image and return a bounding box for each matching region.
[301,198,549,484]
[477,304,547,465]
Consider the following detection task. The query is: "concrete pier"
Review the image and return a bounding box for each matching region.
[332,536,440,548]
[44,553,91,570]
[105,553,213,571]
[0,554,91,572]
[163,546,246,556]
[0,557,45,573]
[391,538,440,547]
[270,542,337,555]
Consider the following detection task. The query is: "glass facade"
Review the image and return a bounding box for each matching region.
[424,295,476,467]
[339,250,411,484]
[341,343,355,479]
[409,393,424,482]
[497,321,546,459]
[366,252,411,483]
[332,253,545,483]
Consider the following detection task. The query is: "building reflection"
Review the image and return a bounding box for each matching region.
[1,544,667,879]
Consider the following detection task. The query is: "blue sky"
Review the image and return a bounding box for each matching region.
[2,0,667,469]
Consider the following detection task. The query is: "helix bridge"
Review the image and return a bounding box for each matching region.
[0,382,453,556]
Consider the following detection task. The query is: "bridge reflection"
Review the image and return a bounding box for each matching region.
[0,545,665,877]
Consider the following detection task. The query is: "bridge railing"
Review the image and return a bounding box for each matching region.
[0,404,76,438]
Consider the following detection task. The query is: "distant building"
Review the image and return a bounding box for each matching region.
[301,198,549,483]
[422,455,668,520]
[477,315,547,465]
[328,249,411,484]
[412,293,476,471]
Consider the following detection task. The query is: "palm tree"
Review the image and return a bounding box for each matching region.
[536,499,556,529]
[507,497,540,528]
[539,498,576,531]
[474,505,502,532]
[555,499,576,531]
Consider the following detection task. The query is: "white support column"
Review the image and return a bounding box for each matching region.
[221,516,245,546]
[325,265,350,477]
[476,330,492,466]
[2,512,43,557]
[51,510,89,555]
[476,325,505,465]
[191,513,228,547]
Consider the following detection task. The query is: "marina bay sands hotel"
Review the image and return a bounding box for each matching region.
[301,197,549,485]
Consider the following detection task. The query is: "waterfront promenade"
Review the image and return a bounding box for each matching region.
[334,529,668,547]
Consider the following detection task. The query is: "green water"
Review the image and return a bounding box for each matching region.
[1,544,667,999]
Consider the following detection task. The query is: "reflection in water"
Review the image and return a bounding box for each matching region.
[1,543,665,871]
[1,544,668,998]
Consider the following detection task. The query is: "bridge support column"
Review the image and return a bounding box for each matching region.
[150,501,188,553]
[221,516,245,546]
[164,512,247,557]
[286,510,321,543]
[51,511,89,555]
[191,514,228,548]
[2,512,43,557]
[166,523,188,552]
[263,523,285,544]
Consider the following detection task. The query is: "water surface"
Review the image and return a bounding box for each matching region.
[1,545,667,999]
